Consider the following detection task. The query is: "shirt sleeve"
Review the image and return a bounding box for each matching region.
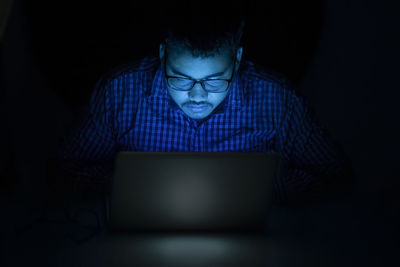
[54,77,117,194]
[275,86,355,204]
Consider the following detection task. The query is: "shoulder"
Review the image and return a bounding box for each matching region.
[240,61,290,86]
[87,56,160,110]
[91,56,160,101]
[99,56,160,85]
[239,60,308,128]
[239,60,300,106]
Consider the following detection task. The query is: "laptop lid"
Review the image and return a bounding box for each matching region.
[108,152,280,232]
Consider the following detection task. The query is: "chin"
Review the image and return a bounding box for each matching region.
[187,113,209,120]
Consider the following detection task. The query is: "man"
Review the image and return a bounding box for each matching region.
[54,8,354,204]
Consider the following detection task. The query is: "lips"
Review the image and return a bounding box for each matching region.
[184,103,211,113]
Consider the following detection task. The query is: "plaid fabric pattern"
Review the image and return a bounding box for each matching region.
[56,56,349,203]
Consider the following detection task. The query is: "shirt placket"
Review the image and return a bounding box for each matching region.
[188,120,204,152]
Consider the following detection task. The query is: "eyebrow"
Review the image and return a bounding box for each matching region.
[170,66,227,79]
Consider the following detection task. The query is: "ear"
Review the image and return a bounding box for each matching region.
[159,43,165,62]
[235,47,243,72]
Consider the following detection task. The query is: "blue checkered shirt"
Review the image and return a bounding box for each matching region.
[56,56,351,203]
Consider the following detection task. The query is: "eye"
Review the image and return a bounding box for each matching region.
[204,79,227,88]
[169,77,193,88]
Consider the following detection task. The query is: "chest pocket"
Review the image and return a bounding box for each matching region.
[207,127,277,152]
[242,128,277,152]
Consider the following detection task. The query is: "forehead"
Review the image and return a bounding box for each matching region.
[166,46,233,79]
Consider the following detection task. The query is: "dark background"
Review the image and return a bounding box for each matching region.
[1,0,399,227]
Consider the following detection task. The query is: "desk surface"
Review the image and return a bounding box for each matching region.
[1,190,398,267]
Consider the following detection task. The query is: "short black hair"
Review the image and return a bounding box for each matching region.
[160,5,245,57]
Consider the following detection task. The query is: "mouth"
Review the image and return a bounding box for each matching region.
[184,103,212,113]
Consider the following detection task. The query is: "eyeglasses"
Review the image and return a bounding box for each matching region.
[164,48,237,93]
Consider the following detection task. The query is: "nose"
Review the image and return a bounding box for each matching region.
[188,82,208,102]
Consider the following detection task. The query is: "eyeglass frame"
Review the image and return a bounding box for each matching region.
[163,46,237,93]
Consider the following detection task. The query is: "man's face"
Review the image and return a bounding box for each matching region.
[162,45,241,120]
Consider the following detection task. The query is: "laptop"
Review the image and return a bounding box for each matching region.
[107,152,280,232]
